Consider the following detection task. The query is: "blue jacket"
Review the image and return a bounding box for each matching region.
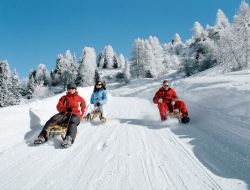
[90,89,107,105]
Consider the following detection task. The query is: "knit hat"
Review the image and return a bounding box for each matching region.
[67,83,77,90]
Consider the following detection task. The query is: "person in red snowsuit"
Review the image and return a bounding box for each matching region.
[153,80,190,123]
[34,83,86,147]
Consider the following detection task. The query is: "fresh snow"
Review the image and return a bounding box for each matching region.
[0,71,250,190]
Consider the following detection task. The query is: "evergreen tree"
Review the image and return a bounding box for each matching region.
[113,55,119,68]
[35,64,51,86]
[116,58,131,83]
[99,45,115,69]
[130,39,145,78]
[11,70,21,105]
[78,47,97,86]
[94,69,101,83]
[96,53,102,68]
[148,36,164,77]
[216,2,250,71]
[0,60,17,107]
[184,22,217,75]
[51,50,78,89]
[27,71,36,99]
[119,54,126,69]
[51,54,63,86]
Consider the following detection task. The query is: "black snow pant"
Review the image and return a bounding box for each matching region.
[39,112,81,143]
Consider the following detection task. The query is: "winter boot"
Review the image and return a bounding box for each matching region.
[34,136,46,145]
[100,117,107,123]
[181,116,190,124]
[82,114,90,121]
[61,136,73,148]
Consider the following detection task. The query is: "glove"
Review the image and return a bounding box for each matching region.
[96,102,101,107]
[170,101,175,106]
[67,107,72,113]
[158,98,163,103]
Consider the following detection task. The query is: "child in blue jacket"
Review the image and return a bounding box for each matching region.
[84,81,108,122]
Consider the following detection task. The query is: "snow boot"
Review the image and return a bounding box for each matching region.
[34,136,46,145]
[61,136,73,148]
[100,117,107,123]
[82,114,90,121]
[181,116,190,124]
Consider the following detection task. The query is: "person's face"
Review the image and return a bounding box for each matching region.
[162,82,169,90]
[96,83,103,89]
[68,88,76,94]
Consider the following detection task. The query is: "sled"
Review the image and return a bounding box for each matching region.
[169,110,182,119]
[83,110,107,123]
[46,124,68,139]
[169,110,190,123]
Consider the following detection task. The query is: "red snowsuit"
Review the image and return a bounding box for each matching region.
[57,91,86,119]
[153,87,188,121]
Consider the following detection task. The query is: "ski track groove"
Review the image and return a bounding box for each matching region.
[64,125,112,189]
[141,129,178,190]
[0,150,56,189]
[0,122,97,190]
[74,123,119,189]
[165,128,223,190]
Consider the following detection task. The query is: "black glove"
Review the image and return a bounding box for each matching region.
[96,102,101,107]
[67,107,72,113]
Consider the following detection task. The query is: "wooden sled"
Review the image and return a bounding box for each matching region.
[90,110,102,120]
[169,110,182,120]
[83,110,106,123]
[46,124,68,139]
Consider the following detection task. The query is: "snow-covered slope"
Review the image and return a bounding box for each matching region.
[0,70,249,190]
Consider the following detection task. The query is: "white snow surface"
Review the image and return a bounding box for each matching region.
[0,70,250,190]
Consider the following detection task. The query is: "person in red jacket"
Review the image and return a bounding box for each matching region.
[34,83,86,148]
[153,80,190,123]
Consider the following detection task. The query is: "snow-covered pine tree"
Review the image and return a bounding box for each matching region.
[35,64,51,86]
[231,2,250,70]
[113,55,119,68]
[63,50,78,87]
[119,54,126,69]
[215,2,250,72]
[162,40,183,72]
[94,69,101,83]
[192,21,207,41]
[51,50,78,89]
[148,36,164,77]
[123,58,130,82]
[27,71,36,99]
[0,60,17,107]
[215,9,230,31]
[115,57,130,83]
[184,21,217,75]
[143,40,155,78]
[96,53,102,68]
[105,45,115,69]
[11,70,21,105]
[99,45,115,69]
[130,39,145,78]
[51,54,63,86]
[78,47,97,86]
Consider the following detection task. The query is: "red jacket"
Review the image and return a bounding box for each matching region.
[153,87,178,104]
[57,91,86,118]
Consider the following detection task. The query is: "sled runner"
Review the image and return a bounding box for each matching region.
[45,124,68,139]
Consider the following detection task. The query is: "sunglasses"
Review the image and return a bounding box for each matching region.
[68,88,76,90]
[163,84,169,87]
[96,83,102,86]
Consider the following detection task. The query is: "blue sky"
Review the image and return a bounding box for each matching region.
[0,0,244,78]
